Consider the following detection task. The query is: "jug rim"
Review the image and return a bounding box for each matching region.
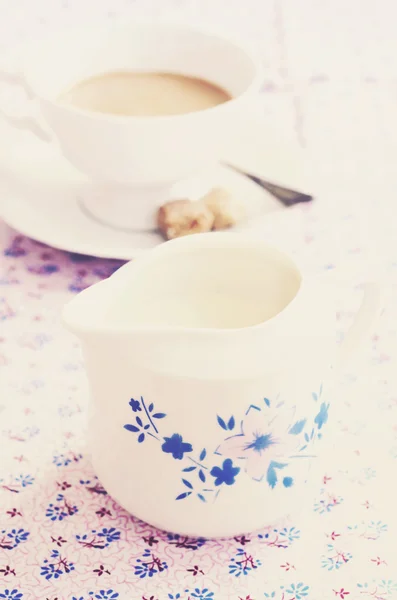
[63,233,309,337]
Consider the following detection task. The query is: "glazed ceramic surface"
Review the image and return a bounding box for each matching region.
[63,233,381,537]
[0,111,307,259]
[0,20,263,230]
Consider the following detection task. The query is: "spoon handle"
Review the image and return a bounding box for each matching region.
[224,163,313,207]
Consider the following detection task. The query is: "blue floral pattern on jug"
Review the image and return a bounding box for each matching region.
[123,385,328,502]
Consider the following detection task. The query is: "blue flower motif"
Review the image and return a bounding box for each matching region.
[52,454,83,467]
[228,548,260,576]
[314,402,329,429]
[279,526,301,543]
[4,241,26,257]
[162,434,193,460]
[45,496,78,521]
[0,591,23,599]
[378,581,397,594]
[368,520,388,535]
[314,496,343,514]
[14,474,34,488]
[166,534,206,550]
[190,589,214,599]
[9,529,29,545]
[97,527,121,543]
[76,531,109,549]
[1,529,30,549]
[40,553,75,580]
[133,549,168,578]
[210,459,240,486]
[285,583,309,599]
[129,398,141,412]
[90,591,119,599]
[321,551,353,571]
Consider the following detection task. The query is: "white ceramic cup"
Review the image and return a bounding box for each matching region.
[63,233,382,538]
[0,21,263,231]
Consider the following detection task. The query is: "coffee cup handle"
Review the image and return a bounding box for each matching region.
[336,282,383,370]
[0,67,53,142]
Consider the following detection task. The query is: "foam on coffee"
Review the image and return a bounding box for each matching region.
[58,71,232,116]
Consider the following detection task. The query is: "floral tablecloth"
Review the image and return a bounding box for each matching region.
[1,1,397,599]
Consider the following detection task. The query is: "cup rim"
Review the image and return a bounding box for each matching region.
[24,19,264,123]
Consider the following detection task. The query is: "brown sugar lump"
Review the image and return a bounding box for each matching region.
[157,199,215,240]
[201,187,246,230]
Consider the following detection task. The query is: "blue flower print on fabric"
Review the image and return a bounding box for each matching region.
[75,527,121,549]
[285,583,310,599]
[14,474,34,488]
[0,529,30,550]
[40,549,74,580]
[89,591,120,600]
[45,494,78,521]
[190,590,215,599]
[264,583,310,599]
[228,547,261,576]
[0,591,23,600]
[133,548,168,578]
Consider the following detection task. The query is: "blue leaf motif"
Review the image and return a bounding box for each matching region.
[148,403,154,413]
[199,470,206,483]
[136,416,143,427]
[266,461,286,489]
[227,416,235,430]
[198,494,206,502]
[182,479,193,489]
[264,398,271,407]
[183,466,196,472]
[217,416,227,430]
[199,448,206,461]
[314,402,330,430]
[124,424,139,433]
[289,419,307,435]
[176,492,192,500]
[266,464,277,488]
[153,413,166,419]
[138,433,145,443]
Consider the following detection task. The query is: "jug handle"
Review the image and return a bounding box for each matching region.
[335,282,383,372]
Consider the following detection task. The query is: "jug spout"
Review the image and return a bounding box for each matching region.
[62,278,116,339]
[63,258,145,338]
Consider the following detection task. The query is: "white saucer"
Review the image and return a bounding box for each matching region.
[0,115,307,260]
